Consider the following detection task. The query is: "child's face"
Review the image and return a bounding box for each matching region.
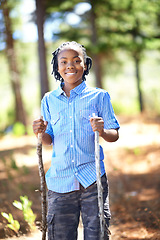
[57,48,87,89]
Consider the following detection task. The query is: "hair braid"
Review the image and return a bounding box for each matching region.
[51,41,92,82]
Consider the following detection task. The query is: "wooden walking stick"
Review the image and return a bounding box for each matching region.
[37,117,47,240]
[93,114,111,240]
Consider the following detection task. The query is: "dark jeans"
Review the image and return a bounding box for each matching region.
[47,174,111,240]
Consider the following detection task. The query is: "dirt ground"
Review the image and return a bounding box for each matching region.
[0,115,160,240]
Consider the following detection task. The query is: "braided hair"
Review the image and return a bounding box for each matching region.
[51,41,92,84]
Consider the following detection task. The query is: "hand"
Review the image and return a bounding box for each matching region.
[32,118,48,137]
[90,117,104,136]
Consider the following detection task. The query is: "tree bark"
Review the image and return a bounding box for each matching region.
[2,0,27,127]
[35,0,49,99]
[90,4,103,88]
[134,56,144,112]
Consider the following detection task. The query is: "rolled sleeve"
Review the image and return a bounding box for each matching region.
[101,92,120,130]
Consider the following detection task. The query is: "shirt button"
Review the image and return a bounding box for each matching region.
[70,130,72,133]
[71,145,73,148]
[70,116,72,118]
[72,160,74,163]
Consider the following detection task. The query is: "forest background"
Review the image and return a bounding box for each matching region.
[0,0,160,133]
[0,0,160,239]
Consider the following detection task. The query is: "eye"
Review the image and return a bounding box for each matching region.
[61,61,67,64]
[74,59,81,63]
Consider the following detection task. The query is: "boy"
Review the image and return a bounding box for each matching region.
[33,41,120,240]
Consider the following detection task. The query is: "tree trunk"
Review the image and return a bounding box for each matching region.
[2,0,27,127]
[90,4,103,89]
[35,0,49,99]
[93,55,103,88]
[134,56,144,112]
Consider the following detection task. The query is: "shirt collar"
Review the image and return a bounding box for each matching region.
[55,81,86,97]
[71,81,86,95]
[55,85,64,97]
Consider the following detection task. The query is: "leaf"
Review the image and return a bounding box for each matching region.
[7,224,16,231]
[13,200,23,210]
[1,212,9,220]
[14,220,20,231]
[8,213,14,224]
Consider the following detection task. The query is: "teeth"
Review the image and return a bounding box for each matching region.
[66,73,75,75]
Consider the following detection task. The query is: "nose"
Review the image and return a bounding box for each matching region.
[67,62,74,69]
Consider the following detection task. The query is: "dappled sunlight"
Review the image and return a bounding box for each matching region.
[110,224,156,240]
[102,115,160,239]
[0,115,160,239]
[1,0,160,238]
[102,116,160,150]
[0,135,52,168]
[138,188,159,202]
[0,135,36,151]
[101,115,160,175]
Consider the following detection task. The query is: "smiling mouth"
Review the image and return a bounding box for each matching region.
[65,72,76,75]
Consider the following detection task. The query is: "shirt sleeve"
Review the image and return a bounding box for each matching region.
[100,92,120,130]
[41,95,54,143]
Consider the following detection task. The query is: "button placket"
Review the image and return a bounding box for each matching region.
[68,100,74,164]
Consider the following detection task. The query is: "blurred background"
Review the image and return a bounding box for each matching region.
[0,0,160,133]
[0,0,160,239]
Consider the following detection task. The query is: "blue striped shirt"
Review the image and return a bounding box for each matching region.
[41,81,120,193]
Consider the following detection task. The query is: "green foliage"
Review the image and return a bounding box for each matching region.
[133,147,141,156]
[59,0,75,11]
[13,196,36,230]
[1,0,160,129]
[112,100,139,115]
[10,158,19,170]
[45,0,160,114]
[1,196,36,234]
[1,0,22,33]
[1,212,20,233]
[12,122,26,136]
[22,165,30,175]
